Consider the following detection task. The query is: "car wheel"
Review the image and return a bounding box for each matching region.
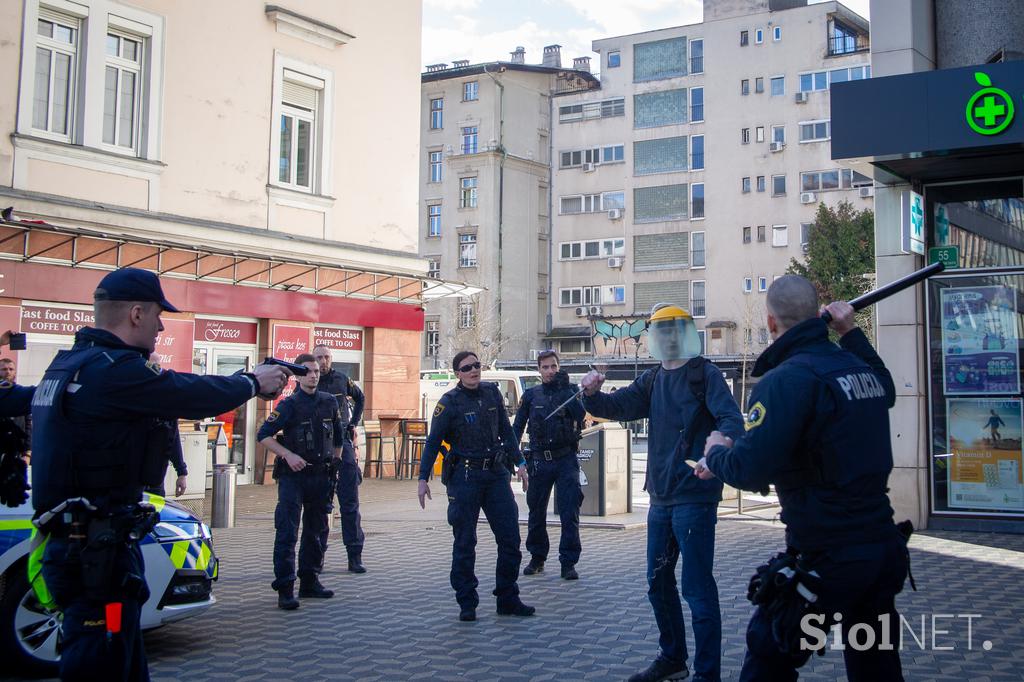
[0,564,61,678]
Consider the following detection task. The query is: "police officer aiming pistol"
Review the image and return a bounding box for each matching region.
[31,267,288,681]
[258,353,344,610]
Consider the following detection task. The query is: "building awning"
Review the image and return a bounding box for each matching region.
[0,212,482,304]
[544,325,591,339]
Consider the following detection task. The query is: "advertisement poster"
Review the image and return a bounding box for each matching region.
[272,324,311,406]
[941,286,1019,394]
[947,398,1024,511]
[154,318,194,373]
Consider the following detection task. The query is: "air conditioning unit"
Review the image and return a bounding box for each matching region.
[583,162,596,172]
[858,186,875,198]
[607,256,623,268]
[589,305,603,315]
[575,306,588,317]
[801,243,810,253]
[800,192,817,204]
[607,208,623,220]
[794,92,808,103]
[769,141,784,152]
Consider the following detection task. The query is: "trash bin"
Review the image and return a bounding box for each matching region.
[211,463,237,528]
[569,422,632,516]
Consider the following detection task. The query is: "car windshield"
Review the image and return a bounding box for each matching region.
[520,376,542,392]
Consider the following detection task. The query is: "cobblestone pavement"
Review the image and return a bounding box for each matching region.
[17,481,1024,680]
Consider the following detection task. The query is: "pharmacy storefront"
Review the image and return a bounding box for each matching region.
[833,60,1024,531]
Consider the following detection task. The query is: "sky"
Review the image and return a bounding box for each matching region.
[422,0,871,70]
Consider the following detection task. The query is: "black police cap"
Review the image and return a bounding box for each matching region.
[93,267,179,312]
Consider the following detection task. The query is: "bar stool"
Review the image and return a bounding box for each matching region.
[399,419,428,479]
[363,419,398,478]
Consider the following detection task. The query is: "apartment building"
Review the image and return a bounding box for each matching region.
[549,0,872,374]
[419,47,598,368]
[0,0,427,484]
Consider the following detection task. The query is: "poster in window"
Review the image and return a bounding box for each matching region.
[946,398,1023,511]
[940,286,1019,394]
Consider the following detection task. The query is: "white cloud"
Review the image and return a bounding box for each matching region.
[424,0,481,11]
[560,0,702,35]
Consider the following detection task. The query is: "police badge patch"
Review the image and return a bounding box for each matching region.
[267,410,280,422]
[745,401,766,431]
[144,360,162,374]
[433,403,445,418]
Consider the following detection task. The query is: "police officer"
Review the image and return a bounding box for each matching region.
[312,344,367,573]
[143,356,188,499]
[512,350,585,580]
[31,267,288,681]
[417,350,534,622]
[0,332,34,508]
[258,353,344,610]
[696,275,910,681]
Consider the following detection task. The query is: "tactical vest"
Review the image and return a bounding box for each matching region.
[526,384,580,450]
[446,383,503,457]
[318,371,351,425]
[280,392,337,464]
[774,353,893,492]
[31,346,165,512]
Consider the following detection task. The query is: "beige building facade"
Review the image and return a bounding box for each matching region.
[0,0,428,484]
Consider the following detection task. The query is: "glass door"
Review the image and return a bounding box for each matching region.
[210,347,257,484]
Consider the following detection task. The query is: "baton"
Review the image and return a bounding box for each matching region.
[821,262,945,323]
[544,386,586,420]
[262,357,310,376]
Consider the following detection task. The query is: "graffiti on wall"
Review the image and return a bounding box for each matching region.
[592,318,650,358]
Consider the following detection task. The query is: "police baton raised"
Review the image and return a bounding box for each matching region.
[820,261,945,323]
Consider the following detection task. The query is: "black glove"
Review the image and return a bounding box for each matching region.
[0,451,29,507]
[552,370,571,389]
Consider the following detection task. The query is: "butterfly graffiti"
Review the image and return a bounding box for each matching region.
[592,318,648,358]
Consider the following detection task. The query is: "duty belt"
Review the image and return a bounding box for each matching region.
[461,456,497,470]
[532,445,575,461]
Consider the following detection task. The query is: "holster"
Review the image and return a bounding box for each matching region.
[440,454,457,485]
[747,549,825,659]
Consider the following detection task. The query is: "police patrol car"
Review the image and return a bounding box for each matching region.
[0,492,218,676]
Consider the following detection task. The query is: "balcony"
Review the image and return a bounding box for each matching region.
[828,35,869,55]
[461,142,478,155]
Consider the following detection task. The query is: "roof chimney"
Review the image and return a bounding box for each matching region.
[572,56,591,72]
[452,59,470,68]
[426,63,448,72]
[510,46,526,64]
[542,44,562,68]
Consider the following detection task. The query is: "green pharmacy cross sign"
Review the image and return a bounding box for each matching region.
[966,72,1015,135]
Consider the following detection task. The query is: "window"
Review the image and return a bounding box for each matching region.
[758,276,768,292]
[559,286,602,306]
[799,119,830,142]
[755,126,765,143]
[277,73,321,188]
[559,97,625,123]
[770,76,785,96]
[830,20,860,55]
[559,338,592,354]
[755,28,764,44]
[429,97,443,129]
[757,225,766,242]
[634,136,687,174]
[691,231,705,267]
[756,176,765,193]
[743,278,753,293]
[33,12,79,139]
[689,87,704,123]
[755,77,764,93]
[740,30,749,46]
[602,239,626,256]
[742,226,751,244]
[460,177,478,208]
[691,184,704,219]
[560,192,621,214]
[772,175,786,196]
[562,144,624,168]
[741,128,750,145]
[463,81,478,101]
[799,66,869,92]
[559,239,625,260]
[601,285,626,304]
[428,151,443,183]
[427,258,440,279]
[801,169,840,192]
[772,224,788,247]
[458,302,475,328]
[742,177,751,193]
[634,184,688,222]
[758,327,769,344]
[602,191,625,209]
[602,145,625,163]
[461,126,478,154]
[103,30,142,149]
[607,51,621,68]
[800,222,813,247]
[773,26,781,41]
[690,135,704,170]
[771,125,785,144]
[634,233,690,270]
[691,280,706,317]
[841,168,872,187]
[427,204,442,237]
[741,79,750,96]
[689,39,704,74]
[459,233,477,267]
[799,71,829,92]
[634,89,686,128]
[634,37,687,82]
[425,321,440,356]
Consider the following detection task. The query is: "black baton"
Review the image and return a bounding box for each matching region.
[821,262,945,323]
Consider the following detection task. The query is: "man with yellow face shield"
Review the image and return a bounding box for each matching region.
[582,304,743,682]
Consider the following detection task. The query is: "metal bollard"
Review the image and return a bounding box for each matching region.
[211,463,237,528]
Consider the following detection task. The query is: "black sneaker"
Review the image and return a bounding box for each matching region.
[496,600,536,617]
[277,585,300,610]
[459,607,476,622]
[560,564,579,580]
[348,555,367,574]
[523,558,545,576]
[627,656,689,682]
[298,578,334,598]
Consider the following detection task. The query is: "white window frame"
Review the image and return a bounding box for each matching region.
[755,28,764,44]
[742,177,751,193]
[758,276,768,292]
[458,233,478,268]
[690,135,704,170]
[691,280,706,317]
[800,222,813,247]
[460,125,478,154]
[102,28,144,153]
[269,53,334,195]
[690,183,705,220]
[771,174,786,197]
[755,126,765,143]
[798,119,831,143]
[558,286,602,307]
[607,51,621,68]
[558,97,624,123]
[743,278,753,293]
[429,97,443,129]
[772,224,788,247]
[460,176,478,209]
[428,150,443,183]
[601,285,627,305]
[770,75,785,97]
[773,26,782,41]
[426,258,441,278]
[427,203,442,237]
[560,239,625,261]
[463,80,478,101]
[771,124,785,144]
[741,127,750,145]
[458,302,475,329]
[689,39,703,74]
[756,176,765,192]
[31,8,80,142]
[690,231,706,269]
[690,87,704,123]
[425,320,440,356]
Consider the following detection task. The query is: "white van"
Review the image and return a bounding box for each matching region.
[419,369,542,420]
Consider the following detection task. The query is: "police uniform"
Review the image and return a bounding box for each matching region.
[31,268,261,682]
[512,371,585,575]
[419,381,530,616]
[258,389,343,595]
[705,317,909,681]
[316,368,366,569]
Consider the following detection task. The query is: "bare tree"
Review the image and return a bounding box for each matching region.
[735,290,767,410]
[441,294,531,368]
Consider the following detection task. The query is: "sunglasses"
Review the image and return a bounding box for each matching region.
[457,361,482,373]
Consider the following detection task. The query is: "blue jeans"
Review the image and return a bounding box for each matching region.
[646,502,721,680]
[525,455,582,566]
